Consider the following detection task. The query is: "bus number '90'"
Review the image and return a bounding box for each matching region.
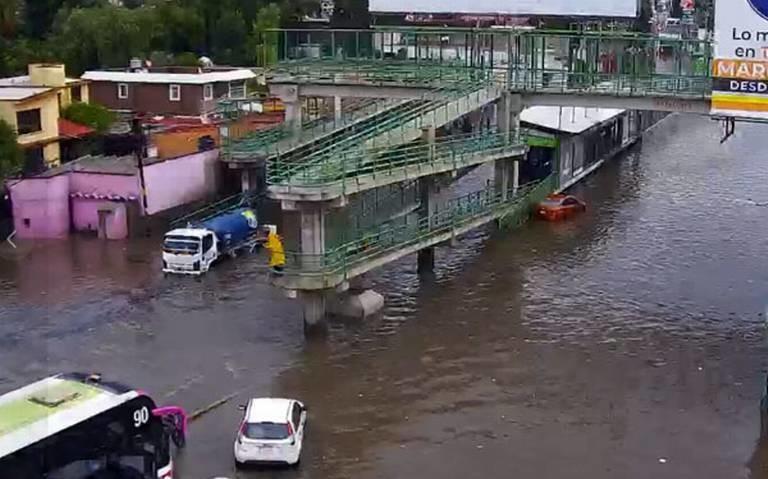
[133,406,150,428]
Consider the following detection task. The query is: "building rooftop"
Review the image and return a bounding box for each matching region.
[521,106,625,135]
[58,118,95,139]
[0,86,53,101]
[0,75,84,87]
[81,68,256,85]
[38,154,139,177]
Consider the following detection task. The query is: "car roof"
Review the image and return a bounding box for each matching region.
[246,398,293,423]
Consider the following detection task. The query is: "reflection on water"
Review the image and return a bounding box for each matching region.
[1,114,768,479]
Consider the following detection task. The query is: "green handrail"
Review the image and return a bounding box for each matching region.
[278,175,556,277]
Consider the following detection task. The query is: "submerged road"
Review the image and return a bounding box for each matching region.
[2,114,768,478]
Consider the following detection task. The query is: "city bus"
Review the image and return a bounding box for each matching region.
[0,373,187,479]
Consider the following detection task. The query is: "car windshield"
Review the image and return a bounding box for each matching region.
[163,236,199,253]
[243,422,290,440]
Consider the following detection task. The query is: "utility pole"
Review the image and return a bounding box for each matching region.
[132,117,148,212]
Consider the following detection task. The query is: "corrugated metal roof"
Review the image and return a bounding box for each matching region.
[81,69,256,85]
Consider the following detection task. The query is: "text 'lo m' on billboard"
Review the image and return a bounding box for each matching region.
[368,0,638,17]
[713,0,768,118]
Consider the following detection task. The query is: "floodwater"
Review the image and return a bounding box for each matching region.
[2,114,768,479]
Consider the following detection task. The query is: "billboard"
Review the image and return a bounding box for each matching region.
[369,0,638,18]
[712,0,768,118]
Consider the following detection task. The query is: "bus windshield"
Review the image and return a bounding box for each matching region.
[0,396,170,479]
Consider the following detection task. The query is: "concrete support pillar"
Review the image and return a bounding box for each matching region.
[421,125,436,161]
[496,92,523,144]
[334,96,343,123]
[419,176,440,228]
[300,291,326,331]
[240,169,253,193]
[494,159,512,202]
[417,247,435,275]
[294,203,328,329]
[299,204,325,271]
[512,159,520,195]
[285,100,302,134]
[417,171,448,276]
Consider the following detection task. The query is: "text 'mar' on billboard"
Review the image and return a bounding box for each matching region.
[713,0,768,118]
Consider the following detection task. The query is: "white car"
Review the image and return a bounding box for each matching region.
[234,398,307,467]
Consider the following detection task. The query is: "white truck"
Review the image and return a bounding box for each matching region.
[162,207,274,275]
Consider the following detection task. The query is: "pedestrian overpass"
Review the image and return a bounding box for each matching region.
[221,27,717,327]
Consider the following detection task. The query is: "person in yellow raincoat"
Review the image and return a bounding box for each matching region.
[264,227,285,273]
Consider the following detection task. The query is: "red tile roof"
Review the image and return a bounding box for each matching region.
[58,118,94,138]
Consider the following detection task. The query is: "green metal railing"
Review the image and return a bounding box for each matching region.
[225,97,403,159]
[255,28,713,98]
[268,130,523,190]
[280,175,556,277]
[262,80,504,185]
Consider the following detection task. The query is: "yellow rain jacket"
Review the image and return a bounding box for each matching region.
[265,231,285,268]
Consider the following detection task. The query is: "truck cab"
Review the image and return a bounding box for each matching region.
[162,228,218,275]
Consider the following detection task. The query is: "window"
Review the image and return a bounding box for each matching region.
[163,236,199,254]
[169,84,181,102]
[16,109,41,135]
[117,83,128,99]
[291,403,302,430]
[202,234,213,253]
[203,84,213,101]
[72,86,82,102]
[228,81,245,99]
[242,423,290,440]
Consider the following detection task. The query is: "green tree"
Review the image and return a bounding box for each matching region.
[149,1,204,54]
[249,3,280,66]
[0,120,23,179]
[62,102,115,134]
[0,0,18,38]
[53,6,157,73]
[191,0,223,53]
[211,8,247,64]
[173,51,201,66]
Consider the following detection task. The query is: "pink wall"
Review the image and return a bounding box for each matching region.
[71,200,128,239]
[143,150,219,215]
[8,150,220,240]
[69,172,138,239]
[8,176,70,239]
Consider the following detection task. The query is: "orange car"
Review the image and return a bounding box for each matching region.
[536,194,586,221]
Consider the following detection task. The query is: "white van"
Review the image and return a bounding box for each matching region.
[234,398,307,467]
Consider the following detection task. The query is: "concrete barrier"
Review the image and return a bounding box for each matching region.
[328,289,384,319]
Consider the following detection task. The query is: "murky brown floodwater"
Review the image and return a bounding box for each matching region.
[2,114,768,479]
